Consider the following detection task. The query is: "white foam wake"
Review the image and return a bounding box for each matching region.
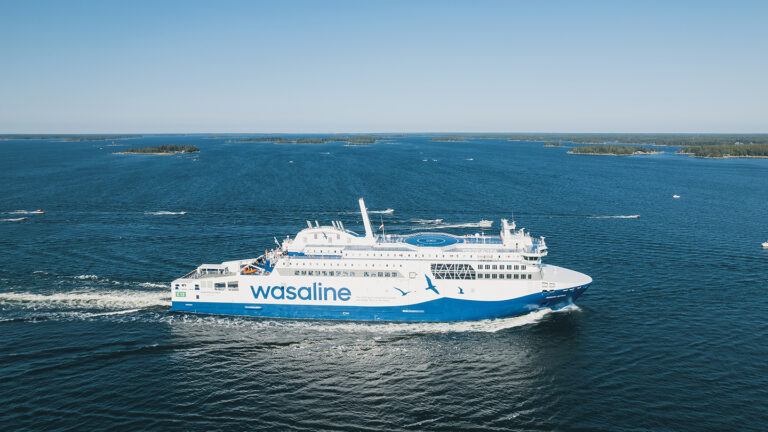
[368,209,394,214]
[170,306,579,334]
[7,210,44,215]
[588,215,640,219]
[411,218,444,224]
[417,220,494,230]
[0,290,170,310]
[1,217,26,222]
[145,211,187,215]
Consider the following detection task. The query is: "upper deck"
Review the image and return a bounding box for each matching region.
[279,199,547,260]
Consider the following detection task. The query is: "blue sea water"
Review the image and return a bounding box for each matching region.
[1,135,767,431]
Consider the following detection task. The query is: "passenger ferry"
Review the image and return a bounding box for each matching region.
[170,199,591,322]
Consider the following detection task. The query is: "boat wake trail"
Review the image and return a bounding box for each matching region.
[416,220,494,230]
[145,211,187,215]
[7,210,44,215]
[368,208,395,214]
[588,215,640,219]
[1,217,27,222]
[0,290,170,311]
[411,218,444,224]
[167,306,579,335]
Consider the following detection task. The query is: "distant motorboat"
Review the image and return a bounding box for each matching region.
[672,195,680,199]
[763,241,768,249]
[32,209,45,214]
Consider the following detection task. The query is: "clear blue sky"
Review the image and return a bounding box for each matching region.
[1,0,766,133]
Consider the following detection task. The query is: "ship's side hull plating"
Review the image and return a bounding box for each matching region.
[170,285,589,322]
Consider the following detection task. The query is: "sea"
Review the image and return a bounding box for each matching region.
[1,135,766,431]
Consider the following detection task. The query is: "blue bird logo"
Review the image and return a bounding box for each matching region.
[458,286,464,294]
[393,287,411,296]
[425,275,440,295]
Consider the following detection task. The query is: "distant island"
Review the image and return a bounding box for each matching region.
[569,145,659,156]
[405,133,768,147]
[0,134,139,141]
[543,141,562,147]
[116,144,199,155]
[679,143,768,158]
[225,135,386,145]
[429,137,468,142]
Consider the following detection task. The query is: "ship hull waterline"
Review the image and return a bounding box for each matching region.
[170,285,589,322]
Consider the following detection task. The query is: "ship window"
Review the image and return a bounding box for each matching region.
[350,271,355,276]
[194,284,200,290]
[506,274,512,279]
[174,284,179,290]
[528,274,532,279]
[514,274,519,279]
[521,265,526,270]
[492,265,497,270]
[492,274,497,279]
[322,271,328,276]
[378,272,384,277]
[514,265,519,270]
[301,271,307,275]
[363,272,369,277]
[294,271,299,275]
[507,265,512,270]
[308,270,314,275]
[228,281,238,289]
[214,282,226,291]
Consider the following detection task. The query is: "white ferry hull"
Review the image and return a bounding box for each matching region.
[170,265,591,322]
[170,198,592,322]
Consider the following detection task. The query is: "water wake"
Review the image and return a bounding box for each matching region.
[417,220,494,230]
[588,215,640,219]
[7,210,44,215]
[368,209,395,214]
[168,306,578,334]
[411,218,444,224]
[0,290,170,310]
[145,211,187,215]
[1,217,26,222]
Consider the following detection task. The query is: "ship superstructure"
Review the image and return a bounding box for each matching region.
[170,199,591,321]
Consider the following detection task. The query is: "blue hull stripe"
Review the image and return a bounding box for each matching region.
[171,285,589,322]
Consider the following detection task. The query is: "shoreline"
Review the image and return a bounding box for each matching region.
[112,151,196,155]
[678,152,768,159]
[567,150,663,156]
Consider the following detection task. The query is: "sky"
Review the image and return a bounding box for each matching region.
[1,0,766,133]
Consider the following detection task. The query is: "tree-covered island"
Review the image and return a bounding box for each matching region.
[117,145,199,155]
[568,145,659,156]
[429,137,468,142]
[543,141,562,147]
[678,143,768,158]
[225,135,387,145]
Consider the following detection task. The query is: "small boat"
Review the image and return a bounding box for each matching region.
[762,241,768,249]
[672,195,680,199]
[32,209,45,214]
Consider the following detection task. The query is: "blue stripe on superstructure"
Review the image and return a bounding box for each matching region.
[170,285,589,322]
